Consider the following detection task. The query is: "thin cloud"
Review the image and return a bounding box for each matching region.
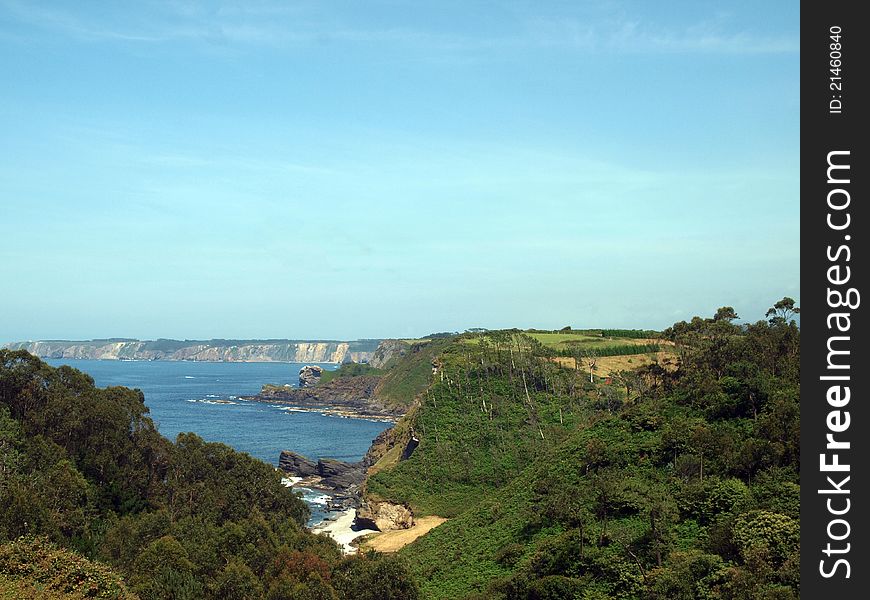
[0,1,797,56]
[0,1,165,42]
[530,16,797,55]
[610,19,798,54]
[142,153,337,176]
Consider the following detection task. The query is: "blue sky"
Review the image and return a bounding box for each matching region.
[0,1,799,341]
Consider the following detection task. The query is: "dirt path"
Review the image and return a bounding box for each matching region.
[359,516,448,552]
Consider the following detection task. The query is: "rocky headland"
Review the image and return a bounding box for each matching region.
[280,414,423,534]
[246,375,402,420]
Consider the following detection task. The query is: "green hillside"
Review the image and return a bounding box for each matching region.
[373,338,452,411]
[366,302,800,599]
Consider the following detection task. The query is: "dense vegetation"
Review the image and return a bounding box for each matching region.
[524,331,663,360]
[367,300,800,599]
[0,351,418,599]
[551,343,662,358]
[319,363,384,385]
[599,330,661,339]
[0,537,136,599]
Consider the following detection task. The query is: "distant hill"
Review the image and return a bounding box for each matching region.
[1,338,382,364]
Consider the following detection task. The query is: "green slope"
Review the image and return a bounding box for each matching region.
[366,309,801,599]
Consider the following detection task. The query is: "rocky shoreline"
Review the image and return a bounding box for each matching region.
[271,363,423,536]
[279,450,365,512]
[280,423,421,534]
[243,375,403,421]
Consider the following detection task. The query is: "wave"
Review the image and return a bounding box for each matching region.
[185,398,237,406]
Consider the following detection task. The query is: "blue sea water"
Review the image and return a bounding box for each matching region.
[45,359,390,524]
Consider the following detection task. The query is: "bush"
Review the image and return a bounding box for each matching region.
[732,511,799,566]
[332,553,420,600]
[0,537,136,599]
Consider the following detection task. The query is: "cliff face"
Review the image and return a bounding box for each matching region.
[2,339,379,364]
[368,339,411,369]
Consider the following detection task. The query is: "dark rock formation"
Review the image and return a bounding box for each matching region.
[247,375,402,420]
[325,492,358,512]
[278,451,318,477]
[318,458,366,489]
[400,436,420,461]
[298,365,323,388]
[278,450,366,491]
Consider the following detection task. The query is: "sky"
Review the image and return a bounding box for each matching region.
[0,1,799,341]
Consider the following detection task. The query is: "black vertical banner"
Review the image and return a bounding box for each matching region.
[801,2,868,597]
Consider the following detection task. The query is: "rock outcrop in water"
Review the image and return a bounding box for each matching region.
[279,447,415,530]
[278,451,366,490]
[279,451,319,477]
[2,339,380,364]
[248,375,401,420]
[298,365,323,388]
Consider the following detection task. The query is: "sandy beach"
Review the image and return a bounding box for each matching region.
[312,509,378,554]
[358,516,447,553]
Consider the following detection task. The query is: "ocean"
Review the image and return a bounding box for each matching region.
[44,358,391,525]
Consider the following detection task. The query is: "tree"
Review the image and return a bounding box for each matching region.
[732,510,799,566]
[713,307,740,322]
[613,370,644,403]
[131,535,201,600]
[332,553,420,600]
[0,406,22,490]
[766,297,800,325]
[212,559,264,600]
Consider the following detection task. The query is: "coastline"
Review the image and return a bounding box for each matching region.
[271,404,396,423]
[2,339,381,365]
[245,375,402,422]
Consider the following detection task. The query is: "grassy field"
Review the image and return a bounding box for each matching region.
[550,350,677,377]
[318,362,383,384]
[527,331,661,351]
[526,331,601,345]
